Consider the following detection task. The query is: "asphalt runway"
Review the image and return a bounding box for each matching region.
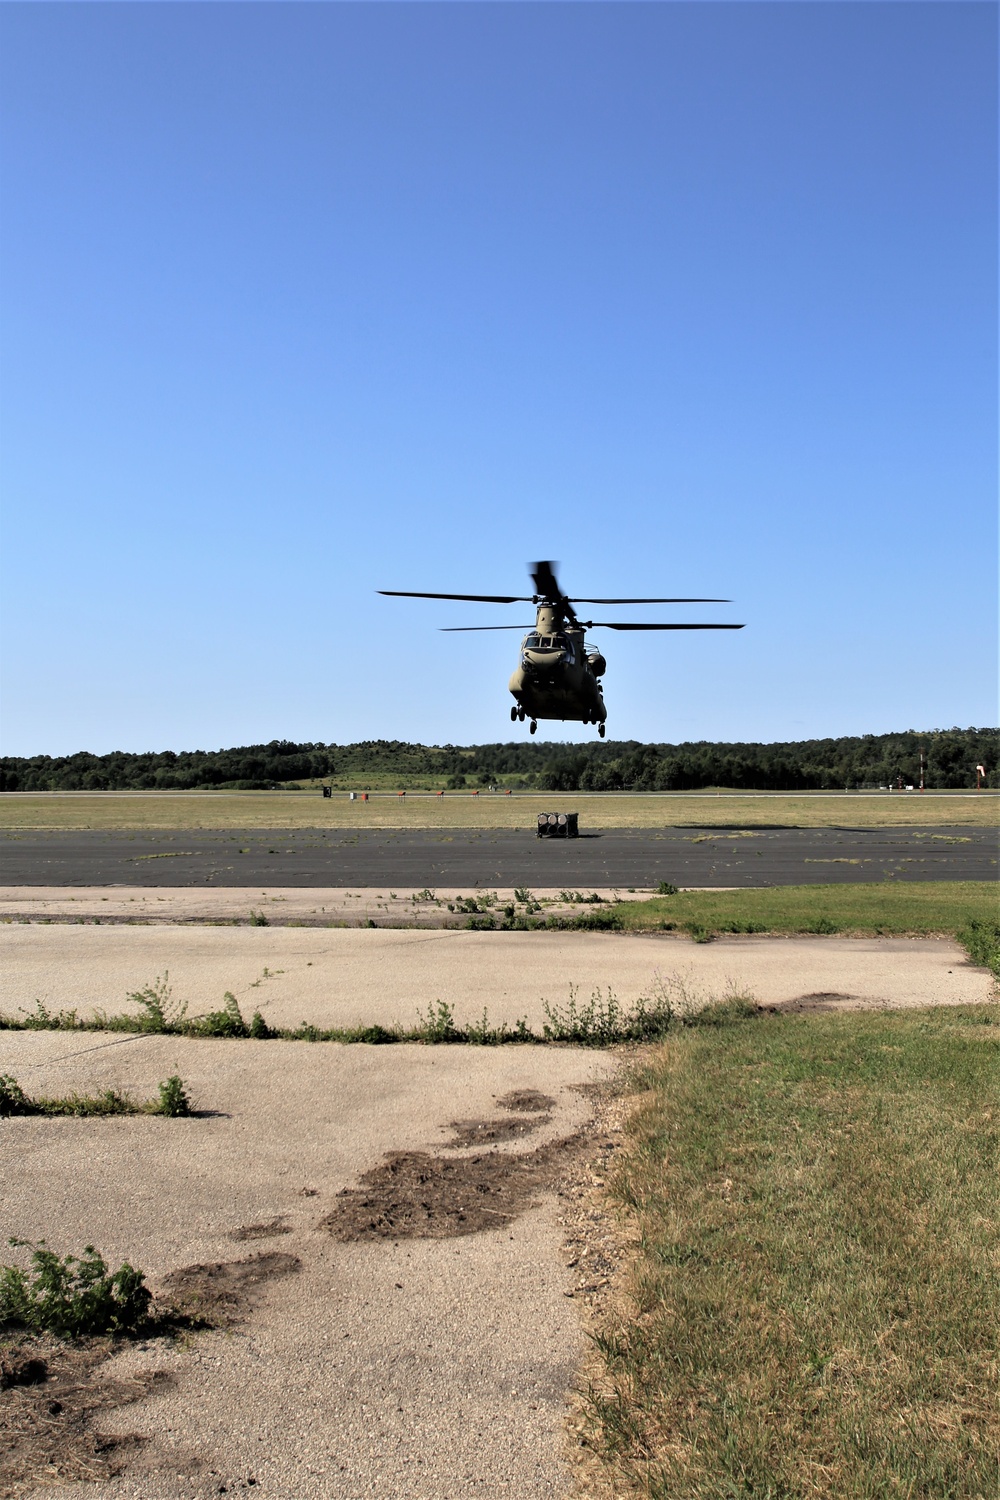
[1,825,994,887]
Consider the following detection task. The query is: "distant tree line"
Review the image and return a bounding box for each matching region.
[1,727,995,792]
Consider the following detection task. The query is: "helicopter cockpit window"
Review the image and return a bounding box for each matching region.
[523,632,572,655]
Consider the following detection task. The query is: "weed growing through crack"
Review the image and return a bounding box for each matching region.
[0,1243,151,1339]
[0,1074,193,1118]
[0,975,757,1047]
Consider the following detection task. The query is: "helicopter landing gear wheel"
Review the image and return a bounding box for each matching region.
[510,706,518,721]
[598,722,606,738]
[517,707,525,722]
[529,720,537,735]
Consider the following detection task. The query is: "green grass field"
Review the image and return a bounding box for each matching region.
[584,1002,1000,1498]
[0,789,994,831]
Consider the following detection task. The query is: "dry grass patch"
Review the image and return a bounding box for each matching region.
[580,1004,1000,1498]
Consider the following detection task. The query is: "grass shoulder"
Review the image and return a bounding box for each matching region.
[582,1001,1000,1498]
[0,790,995,830]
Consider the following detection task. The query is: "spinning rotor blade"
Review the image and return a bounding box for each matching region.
[439,624,534,631]
[530,560,562,601]
[583,622,745,631]
[570,596,730,604]
[379,590,531,604]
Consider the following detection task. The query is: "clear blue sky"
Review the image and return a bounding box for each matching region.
[1,1,996,756]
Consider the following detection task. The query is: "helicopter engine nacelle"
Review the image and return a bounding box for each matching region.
[587,651,607,677]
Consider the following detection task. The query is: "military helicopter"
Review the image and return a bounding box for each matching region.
[379,560,743,737]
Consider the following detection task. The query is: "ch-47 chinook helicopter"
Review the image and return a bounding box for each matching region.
[380,560,743,737]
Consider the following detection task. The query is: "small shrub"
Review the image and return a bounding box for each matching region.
[656,881,679,896]
[248,910,269,927]
[0,1240,151,1339]
[249,1010,273,1039]
[155,1076,191,1117]
[514,888,532,904]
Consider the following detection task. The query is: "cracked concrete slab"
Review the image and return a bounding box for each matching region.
[2,1034,614,1499]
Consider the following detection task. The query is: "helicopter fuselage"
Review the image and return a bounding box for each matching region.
[507,606,607,725]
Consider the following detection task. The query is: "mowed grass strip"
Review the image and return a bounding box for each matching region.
[614,881,998,940]
[585,1004,1000,1499]
[0,790,995,831]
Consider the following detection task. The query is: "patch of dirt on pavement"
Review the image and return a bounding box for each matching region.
[156,1251,301,1329]
[0,1335,171,1499]
[445,1114,548,1147]
[323,1132,586,1240]
[777,991,857,1011]
[228,1216,292,1242]
[496,1088,555,1112]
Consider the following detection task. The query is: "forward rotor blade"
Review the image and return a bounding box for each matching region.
[439,624,535,632]
[570,597,730,604]
[530,560,562,600]
[583,622,745,631]
[379,590,531,604]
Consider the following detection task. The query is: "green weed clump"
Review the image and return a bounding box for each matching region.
[0,1241,151,1339]
[155,1076,191,1117]
[191,992,248,1038]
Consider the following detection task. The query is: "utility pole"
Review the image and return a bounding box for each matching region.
[919,745,925,793]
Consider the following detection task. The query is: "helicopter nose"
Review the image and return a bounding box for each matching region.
[523,648,564,671]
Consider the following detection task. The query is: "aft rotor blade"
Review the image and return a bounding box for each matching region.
[570,596,730,605]
[439,624,534,631]
[584,622,745,630]
[378,590,532,604]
